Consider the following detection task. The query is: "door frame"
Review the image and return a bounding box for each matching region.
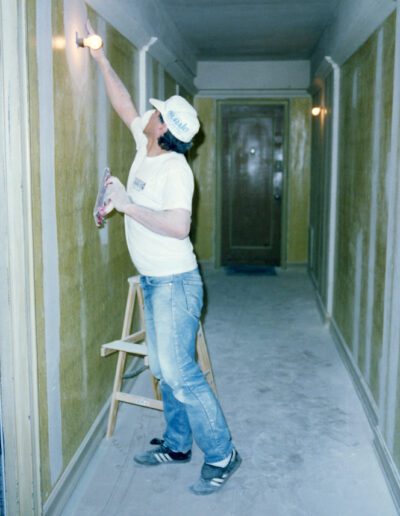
[215,99,290,268]
[0,0,42,513]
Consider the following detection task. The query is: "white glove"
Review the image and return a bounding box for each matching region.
[106,176,131,213]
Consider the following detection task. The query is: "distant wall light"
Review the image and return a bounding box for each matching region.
[52,36,66,50]
[75,32,103,50]
[311,107,322,116]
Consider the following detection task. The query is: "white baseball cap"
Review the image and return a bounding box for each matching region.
[149,95,200,143]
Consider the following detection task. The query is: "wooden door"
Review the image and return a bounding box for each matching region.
[220,103,284,266]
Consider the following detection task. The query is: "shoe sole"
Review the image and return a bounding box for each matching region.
[134,455,191,466]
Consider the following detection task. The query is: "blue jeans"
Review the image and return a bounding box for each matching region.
[140,268,233,463]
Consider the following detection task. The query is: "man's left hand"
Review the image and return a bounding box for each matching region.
[106,176,131,213]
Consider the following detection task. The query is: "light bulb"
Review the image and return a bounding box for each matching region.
[76,32,103,50]
[311,107,321,116]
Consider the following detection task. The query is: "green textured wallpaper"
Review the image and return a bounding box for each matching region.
[54,10,137,475]
[308,7,400,485]
[165,71,177,98]
[309,88,324,287]
[309,75,334,307]
[152,58,160,98]
[287,97,312,264]
[334,12,394,407]
[334,34,376,366]
[370,14,394,400]
[28,2,138,500]
[192,98,216,262]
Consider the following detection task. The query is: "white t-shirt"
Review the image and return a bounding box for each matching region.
[124,115,197,276]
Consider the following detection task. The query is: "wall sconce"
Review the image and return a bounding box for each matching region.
[75,32,103,50]
[311,107,322,116]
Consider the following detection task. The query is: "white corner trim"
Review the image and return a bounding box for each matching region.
[0,0,41,513]
[324,56,340,318]
[380,0,400,446]
[139,37,158,114]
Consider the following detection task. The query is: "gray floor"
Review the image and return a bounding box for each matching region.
[62,267,398,516]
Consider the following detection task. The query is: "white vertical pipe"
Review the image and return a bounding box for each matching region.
[325,56,340,318]
[139,37,157,115]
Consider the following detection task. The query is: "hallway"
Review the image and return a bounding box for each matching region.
[62,268,396,516]
[4,0,400,513]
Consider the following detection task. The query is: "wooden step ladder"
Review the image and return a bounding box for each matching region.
[101,275,217,438]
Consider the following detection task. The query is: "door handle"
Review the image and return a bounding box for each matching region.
[273,171,283,200]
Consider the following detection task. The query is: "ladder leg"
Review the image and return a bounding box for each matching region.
[106,350,127,438]
[121,283,135,338]
[151,376,162,401]
[103,279,219,435]
[106,281,135,438]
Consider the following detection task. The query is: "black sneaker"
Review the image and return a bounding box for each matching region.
[134,443,192,466]
[190,449,242,495]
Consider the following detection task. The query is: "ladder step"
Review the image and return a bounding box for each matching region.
[116,392,163,411]
[101,340,148,357]
[124,329,146,343]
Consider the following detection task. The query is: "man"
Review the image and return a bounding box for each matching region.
[88,23,241,495]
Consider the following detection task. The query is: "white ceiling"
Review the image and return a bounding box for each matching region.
[87,0,396,93]
[154,0,341,60]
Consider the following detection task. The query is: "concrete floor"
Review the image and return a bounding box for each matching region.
[62,267,398,516]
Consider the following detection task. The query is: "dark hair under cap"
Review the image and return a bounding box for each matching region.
[158,114,193,154]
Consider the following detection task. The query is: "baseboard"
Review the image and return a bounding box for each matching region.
[43,370,139,515]
[308,268,329,324]
[284,262,308,269]
[374,429,400,514]
[330,319,400,513]
[43,398,109,515]
[330,319,379,425]
[314,287,329,325]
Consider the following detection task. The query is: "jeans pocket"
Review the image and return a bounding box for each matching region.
[182,281,203,319]
[143,275,173,287]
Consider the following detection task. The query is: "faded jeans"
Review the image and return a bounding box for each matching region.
[140,268,233,463]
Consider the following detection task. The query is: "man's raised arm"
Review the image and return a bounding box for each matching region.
[87,20,138,128]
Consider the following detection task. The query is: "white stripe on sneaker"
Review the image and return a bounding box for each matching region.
[158,453,168,462]
[155,452,174,463]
